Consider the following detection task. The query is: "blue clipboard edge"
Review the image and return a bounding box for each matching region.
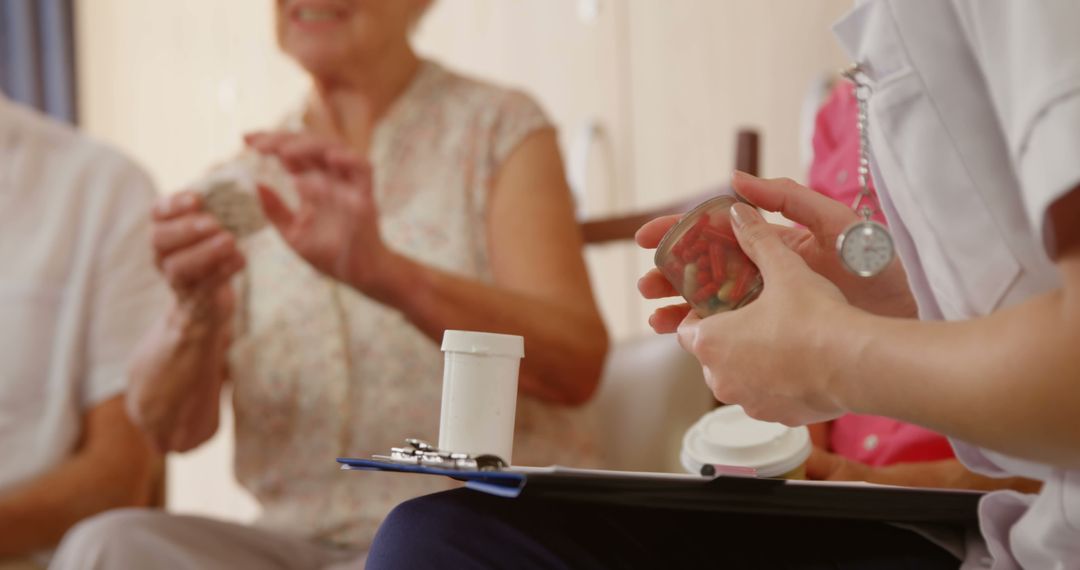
[337,457,528,498]
[337,457,985,524]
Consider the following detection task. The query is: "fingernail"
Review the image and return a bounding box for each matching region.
[730,202,760,229]
[179,193,197,209]
[154,200,172,216]
[733,170,759,182]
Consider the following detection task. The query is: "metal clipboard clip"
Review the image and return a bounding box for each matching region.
[373,439,509,472]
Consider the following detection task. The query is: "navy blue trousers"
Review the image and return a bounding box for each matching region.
[366,489,959,569]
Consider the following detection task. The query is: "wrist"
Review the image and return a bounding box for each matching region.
[359,249,426,310]
[877,263,919,318]
[821,304,875,415]
[169,296,229,344]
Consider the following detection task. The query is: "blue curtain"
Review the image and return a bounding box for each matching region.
[0,0,78,124]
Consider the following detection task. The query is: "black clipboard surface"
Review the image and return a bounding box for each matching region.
[337,458,982,525]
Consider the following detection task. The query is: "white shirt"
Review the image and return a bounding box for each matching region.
[0,95,167,494]
[834,1,1080,568]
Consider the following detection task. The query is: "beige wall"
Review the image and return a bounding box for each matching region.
[77,0,308,193]
[77,0,855,524]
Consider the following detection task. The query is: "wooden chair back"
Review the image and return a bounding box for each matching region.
[579,129,760,245]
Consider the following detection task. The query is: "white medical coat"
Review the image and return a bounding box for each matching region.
[834,1,1080,568]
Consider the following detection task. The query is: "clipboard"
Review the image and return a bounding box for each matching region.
[337,457,984,525]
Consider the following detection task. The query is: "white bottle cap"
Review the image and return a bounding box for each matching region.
[441,330,524,358]
[680,405,811,478]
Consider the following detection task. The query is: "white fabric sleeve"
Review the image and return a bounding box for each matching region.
[953,0,1080,255]
[490,90,554,169]
[82,158,170,408]
[1019,91,1080,256]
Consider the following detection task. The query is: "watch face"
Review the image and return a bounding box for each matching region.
[837,221,895,277]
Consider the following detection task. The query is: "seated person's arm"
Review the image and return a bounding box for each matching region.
[806,445,1042,493]
[806,420,1041,492]
[250,131,610,406]
[389,130,609,405]
[834,191,1080,466]
[126,193,242,452]
[0,395,155,556]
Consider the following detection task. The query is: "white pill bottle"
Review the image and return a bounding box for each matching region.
[438,331,524,464]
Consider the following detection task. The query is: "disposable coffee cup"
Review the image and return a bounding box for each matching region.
[438,330,524,464]
[680,405,811,479]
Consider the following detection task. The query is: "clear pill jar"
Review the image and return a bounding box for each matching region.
[654,194,764,317]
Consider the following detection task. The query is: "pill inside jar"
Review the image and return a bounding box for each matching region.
[653,194,764,317]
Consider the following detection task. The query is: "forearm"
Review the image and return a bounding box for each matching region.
[0,397,155,556]
[866,460,1042,493]
[370,253,609,406]
[127,303,228,451]
[0,458,152,556]
[834,287,1080,467]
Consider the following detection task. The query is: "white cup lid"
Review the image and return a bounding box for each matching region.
[441,330,524,358]
[681,405,810,478]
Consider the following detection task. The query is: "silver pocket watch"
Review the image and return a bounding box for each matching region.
[837,218,894,278]
[836,64,895,278]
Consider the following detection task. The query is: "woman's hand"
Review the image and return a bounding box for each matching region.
[805,446,871,482]
[637,172,916,332]
[729,172,916,318]
[245,131,402,301]
[674,202,856,425]
[132,190,243,451]
[151,191,244,328]
[806,445,1043,492]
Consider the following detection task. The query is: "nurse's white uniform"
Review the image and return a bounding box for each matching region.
[834,1,1080,568]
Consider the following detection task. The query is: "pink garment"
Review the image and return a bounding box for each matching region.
[809,82,953,467]
[829,414,956,467]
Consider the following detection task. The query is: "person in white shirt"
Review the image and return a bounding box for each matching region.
[0,93,165,569]
[365,1,1080,568]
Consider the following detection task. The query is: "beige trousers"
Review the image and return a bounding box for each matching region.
[48,509,365,570]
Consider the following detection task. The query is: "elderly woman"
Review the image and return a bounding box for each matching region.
[51,1,607,568]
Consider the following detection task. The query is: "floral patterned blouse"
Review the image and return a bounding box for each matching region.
[215,61,598,550]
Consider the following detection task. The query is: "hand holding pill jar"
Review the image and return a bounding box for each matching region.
[653,193,764,317]
[638,171,917,334]
[638,173,860,426]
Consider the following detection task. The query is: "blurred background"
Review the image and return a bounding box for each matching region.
[8,0,854,527]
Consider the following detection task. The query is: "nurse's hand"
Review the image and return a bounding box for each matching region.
[730,172,916,318]
[637,172,915,330]
[246,132,400,302]
[676,202,853,425]
[635,172,915,334]
[151,190,244,326]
